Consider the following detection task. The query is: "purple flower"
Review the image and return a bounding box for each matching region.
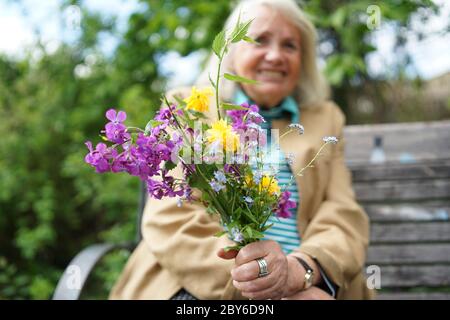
[285,153,295,165]
[230,227,244,243]
[275,191,296,218]
[184,187,193,201]
[209,180,225,192]
[323,136,338,144]
[288,123,304,135]
[226,102,263,131]
[84,141,117,173]
[253,171,263,184]
[104,109,130,144]
[86,106,187,201]
[214,170,227,184]
[146,177,184,200]
[224,164,240,176]
[155,107,173,123]
[227,103,267,149]
[243,196,254,207]
[111,145,149,179]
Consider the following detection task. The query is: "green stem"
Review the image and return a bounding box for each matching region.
[215,59,222,121]
[126,126,145,133]
[196,164,229,223]
[279,129,294,140]
[280,141,332,193]
[296,141,330,177]
[215,40,229,121]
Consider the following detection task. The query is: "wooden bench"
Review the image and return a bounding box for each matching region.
[52,120,450,300]
[345,120,450,300]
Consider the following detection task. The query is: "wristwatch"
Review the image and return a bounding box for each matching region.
[294,257,315,290]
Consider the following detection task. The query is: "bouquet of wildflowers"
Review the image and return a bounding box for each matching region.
[84,20,337,250]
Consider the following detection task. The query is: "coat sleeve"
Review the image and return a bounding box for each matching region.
[140,87,243,300]
[295,105,369,294]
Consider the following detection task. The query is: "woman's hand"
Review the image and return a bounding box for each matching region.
[218,240,289,300]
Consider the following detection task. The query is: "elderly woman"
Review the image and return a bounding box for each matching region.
[110,0,373,300]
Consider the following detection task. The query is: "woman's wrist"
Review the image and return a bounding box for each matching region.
[285,253,323,296]
[285,255,306,296]
[296,253,323,285]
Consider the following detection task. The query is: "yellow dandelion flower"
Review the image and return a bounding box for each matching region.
[245,174,253,186]
[206,119,240,152]
[259,175,280,195]
[245,174,280,195]
[183,86,214,112]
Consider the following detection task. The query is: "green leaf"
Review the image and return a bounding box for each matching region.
[224,73,258,84]
[330,7,346,29]
[242,209,258,224]
[208,73,216,89]
[189,173,209,190]
[173,94,186,107]
[244,226,253,238]
[212,29,226,58]
[231,19,253,43]
[214,230,227,237]
[202,123,210,132]
[251,229,265,239]
[224,245,241,252]
[187,109,208,119]
[221,102,248,110]
[202,192,212,203]
[230,11,242,41]
[243,35,258,44]
[164,161,177,171]
[144,120,164,135]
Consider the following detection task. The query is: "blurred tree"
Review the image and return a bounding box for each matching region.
[301,0,440,120]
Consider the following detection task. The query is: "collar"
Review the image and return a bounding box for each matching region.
[233,89,300,124]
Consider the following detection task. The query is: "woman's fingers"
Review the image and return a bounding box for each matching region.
[217,248,238,260]
[232,272,275,292]
[231,259,267,282]
[240,277,286,300]
[235,241,275,266]
[226,240,289,299]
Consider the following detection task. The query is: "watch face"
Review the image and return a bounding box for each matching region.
[305,271,314,288]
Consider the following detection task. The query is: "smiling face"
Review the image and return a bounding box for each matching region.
[232,6,302,108]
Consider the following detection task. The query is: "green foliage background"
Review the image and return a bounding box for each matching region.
[0,0,446,299]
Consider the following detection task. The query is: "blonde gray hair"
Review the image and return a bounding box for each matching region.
[196,0,330,109]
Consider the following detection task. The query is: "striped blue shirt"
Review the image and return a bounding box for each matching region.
[234,89,302,254]
[262,158,301,254]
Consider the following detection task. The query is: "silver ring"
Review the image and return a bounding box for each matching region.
[256,258,269,278]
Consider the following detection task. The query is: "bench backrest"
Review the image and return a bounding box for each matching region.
[344,120,450,300]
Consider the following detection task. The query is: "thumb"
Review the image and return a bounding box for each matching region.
[217,248,239,260]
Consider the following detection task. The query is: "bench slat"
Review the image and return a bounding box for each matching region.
[349,160,450,182]
[343,120,450,163]
[367,243,450,264]
[367,265,450,288]
[365,204,450,222]
[370,222,450,243]
[354,179,450,202]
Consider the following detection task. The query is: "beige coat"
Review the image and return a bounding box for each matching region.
[109,90,374,300]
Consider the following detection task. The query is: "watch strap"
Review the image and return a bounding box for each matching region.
[294,256,314,290]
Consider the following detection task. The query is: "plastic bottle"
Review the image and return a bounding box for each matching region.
[370,136,386,164]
